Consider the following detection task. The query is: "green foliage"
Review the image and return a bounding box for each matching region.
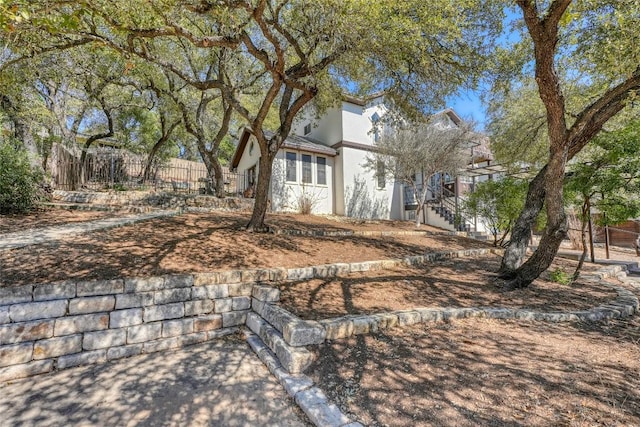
[463,177,528,246]
[566,119,640,226]
[0,141,43,213]
[549,268,572,286]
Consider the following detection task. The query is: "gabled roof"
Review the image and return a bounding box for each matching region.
[230,128,337,170]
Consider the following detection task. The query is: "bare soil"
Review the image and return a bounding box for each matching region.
[277,255,614,319]
[308,317,640,426]
[0,211,489,287]
[2,207,639,427]
[0,208,115,234]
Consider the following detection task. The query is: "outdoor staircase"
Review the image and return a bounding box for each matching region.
[430,204,471,232]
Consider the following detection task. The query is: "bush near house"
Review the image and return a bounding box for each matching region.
[0,141,43,214]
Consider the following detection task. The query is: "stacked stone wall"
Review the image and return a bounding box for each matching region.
[0,273,253,382]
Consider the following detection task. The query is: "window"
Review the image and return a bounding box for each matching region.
[286,152,297,182]
[316,157,327,185]
[376,161,386,189]
[304,123,312,135]
[302,154,312,184]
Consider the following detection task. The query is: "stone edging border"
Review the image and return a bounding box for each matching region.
[246,261,639,427]
[271,227,475,238]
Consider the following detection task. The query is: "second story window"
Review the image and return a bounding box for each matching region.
[304,123,312,135]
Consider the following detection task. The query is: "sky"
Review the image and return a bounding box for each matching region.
[445,7,522,132]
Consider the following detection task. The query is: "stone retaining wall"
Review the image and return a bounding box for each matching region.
[53,190,254,211]
[0,273,253,382]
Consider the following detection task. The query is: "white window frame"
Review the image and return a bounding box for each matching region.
[316,156,327,186]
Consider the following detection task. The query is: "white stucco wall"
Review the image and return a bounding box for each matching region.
[336,146,401,220]
[270,149,334,215]
[292,107,343,146]
[341,100,386,145]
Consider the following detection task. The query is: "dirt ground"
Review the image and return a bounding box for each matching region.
[277,255,616,319]
[0,211,489,287]
[0,207,116,234]
[2,207,640,426]
[308,317,640,426]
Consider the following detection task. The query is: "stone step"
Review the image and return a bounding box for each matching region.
[245,312,315,374]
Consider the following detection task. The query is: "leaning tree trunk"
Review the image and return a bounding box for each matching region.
[199,148,226,198]
[503,152,568,289]
[211,159,225,198]
[499,165,548,277]
[246,153,274,232]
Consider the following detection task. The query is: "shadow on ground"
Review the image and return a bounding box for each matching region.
[0,334,308,427]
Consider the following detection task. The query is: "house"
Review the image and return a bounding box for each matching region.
[230,94,493,230]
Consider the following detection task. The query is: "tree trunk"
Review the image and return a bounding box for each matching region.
[503,152,568,289]
[246,153,273,232]
[499,165,547,276]
[210,157,225,198]
[572,198,590,281]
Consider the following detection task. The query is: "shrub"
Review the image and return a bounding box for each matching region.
[0,142,43,214]
[549,268,572,285]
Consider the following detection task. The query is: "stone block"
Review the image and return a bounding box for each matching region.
[0,306,9,325]
[415,308,444,323]
[283,319,326,347]
[228,283,254,297]
[231,296,251,311]
[302,402,352,427]
[312,264,339,279]
[217,270,242,284]
[247,313,314,374]
[143,303,184,323]
[9,300,68,322]
[192,284,229,300]
[83,329,126,350]
[76,279,123,297]
[184,300,214,316]
[57,349,106,369]
[0,285,33,306]
[0,360,53,382]
[33,282,76,301]
[252,285,280,302]
[295,387,328,408]
[68,296,115,315]
[207,327,238,341]
[0,342,33,367]
[193,272,218,287]
[153,288,191,305]
[277,369,314,397]
[143,336,180,353]
[127,323,162,344]
[320,318,353,340]
[33,335,82,359]
[397,310,422,326]
[349,262,372,273]
[110,309,144,329]
[252,299,266,315]
[287,267,314,281]
[179,332,208,347]
[54,314,109,336]
[214,298,233,313]
[163,274,194,289]
[107,344,143,361]
[162,318,194,337]
[222,311,248,328]
[351,316,372,335]
[124,276,164,293]
[193,315,222,332]
[241,269,270,283]
[115,293,154,309]
[269,268,288,282]
[0,320,54,345]
[484,308,515,319]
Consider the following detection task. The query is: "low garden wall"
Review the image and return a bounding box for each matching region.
[53,190,254,211]
[0,272,255,382]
